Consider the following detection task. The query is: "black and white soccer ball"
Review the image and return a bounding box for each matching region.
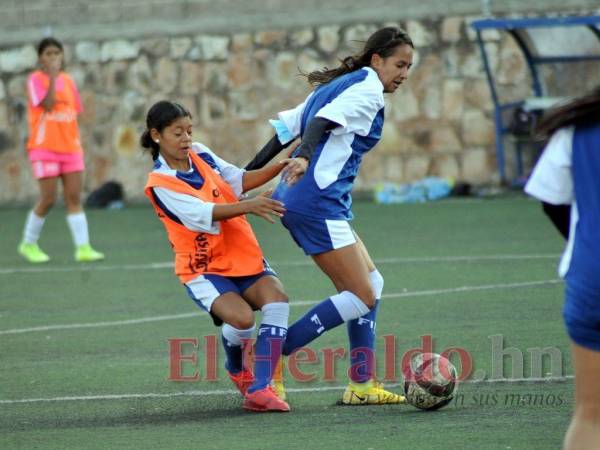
[403,352,457,411]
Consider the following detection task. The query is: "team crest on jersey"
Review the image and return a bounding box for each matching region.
[212,189,220,197]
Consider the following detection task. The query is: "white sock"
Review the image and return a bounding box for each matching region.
[369,270,384,299]
[66,212,90,247]
[22,210,46,244]
[330,291,370,321]
[222,324,255,346]
[260,302,290,328]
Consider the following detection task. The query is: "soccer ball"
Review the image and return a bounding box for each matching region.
[403,352,457,411]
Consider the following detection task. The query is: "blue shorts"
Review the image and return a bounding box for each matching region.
[563,277,600,351]
[281,210,356,255]
[185,260,277,316]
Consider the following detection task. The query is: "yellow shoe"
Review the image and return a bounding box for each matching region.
[342,380,406,405]
[18,242,50,263]
[270,357,286,401]
[75,244,105,262]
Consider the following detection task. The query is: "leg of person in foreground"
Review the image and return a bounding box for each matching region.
[19,177,58,263]
[343,234,394,405]
[280,243,405,405]
[563,343,600,449]
[62,171,104,262]
[213,276,290,412]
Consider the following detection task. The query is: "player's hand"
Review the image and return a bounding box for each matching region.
[44,58,61,77]
[286,139,301,157]
[282,157,308,185]
[244,189,285,223]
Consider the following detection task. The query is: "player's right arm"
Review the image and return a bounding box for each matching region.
[39,61,61,111]
[153,187,285,230]
[213,190,285,224]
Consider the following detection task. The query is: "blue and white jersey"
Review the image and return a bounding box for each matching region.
[273,66,385,220]
[151,142,245,234]
[525,125,600,282]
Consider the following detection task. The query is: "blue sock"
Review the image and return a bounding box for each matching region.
[222,335,243,374]
[247,303,289,394]
[283,299,343,356]
[347,299,379,383]
[222,324,254,375]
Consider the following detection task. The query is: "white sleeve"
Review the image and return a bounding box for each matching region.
[193,142,245,198]
[524,127,574,205]
[315,78,384,137]
[153,187,220,234]
[277,92,313,138]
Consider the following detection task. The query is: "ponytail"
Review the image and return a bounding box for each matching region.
[304,27,413,86]
[140,129,160,161]
[536,86,600,138]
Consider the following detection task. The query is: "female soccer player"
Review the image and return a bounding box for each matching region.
[246,26,414,405]
[19,37,104,263]
[142,100,292,412]
[525,87,600,450]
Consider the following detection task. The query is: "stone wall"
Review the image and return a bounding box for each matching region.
[1,3,599,203]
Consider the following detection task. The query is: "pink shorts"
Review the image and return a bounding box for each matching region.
[29,148,85,179]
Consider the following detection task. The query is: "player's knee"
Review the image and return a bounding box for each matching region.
[64,193,81,209]
[38,196,56,212]
[229,311,255,330]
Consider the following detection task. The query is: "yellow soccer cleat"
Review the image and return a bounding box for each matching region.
[75,244,105,262]
[341,380,406,405]
[270,357,286,401]
[18,242,50,264]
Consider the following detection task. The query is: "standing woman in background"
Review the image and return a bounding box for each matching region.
[18,37,104,263]
[246,27,414,405]
[524,87,600,450]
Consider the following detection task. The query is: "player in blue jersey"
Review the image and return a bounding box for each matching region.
[525,87,600,449]
[245,27,414,405]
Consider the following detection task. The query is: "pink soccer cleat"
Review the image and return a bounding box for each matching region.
[243,386,291,412]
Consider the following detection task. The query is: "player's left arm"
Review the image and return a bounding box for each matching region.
[283,117,338,185]
[244,135,293,171]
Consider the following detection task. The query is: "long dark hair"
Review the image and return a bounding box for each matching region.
[305,26,413,86]
[37,37,63,56]
[140,101,192,161]
[536,86,600,138]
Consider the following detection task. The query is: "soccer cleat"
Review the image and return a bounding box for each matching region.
[243,386,290,412]
[18,242,50,263]
[75,244,105,262]
[341,380,406,405]
[270,357,286,400]
[227,368,255,396]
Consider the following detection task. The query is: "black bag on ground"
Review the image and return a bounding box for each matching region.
[85,181,124,208]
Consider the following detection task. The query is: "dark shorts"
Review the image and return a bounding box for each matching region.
[563,277,600,351]
[184,260,277,326]
[281,210,356,255]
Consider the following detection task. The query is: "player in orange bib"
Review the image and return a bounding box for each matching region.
[142,101,294,412]
[18,37,103,264]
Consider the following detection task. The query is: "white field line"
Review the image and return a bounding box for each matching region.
[0,375,574,405]
[0,253,560,275]
[0,279,562,336]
